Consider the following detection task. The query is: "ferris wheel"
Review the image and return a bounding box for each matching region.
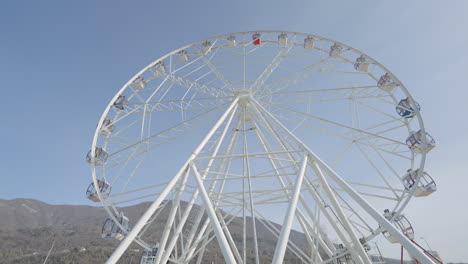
[85,31,438,264]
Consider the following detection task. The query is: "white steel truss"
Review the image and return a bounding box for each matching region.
[87,31,437,264]
[103,95,435,264]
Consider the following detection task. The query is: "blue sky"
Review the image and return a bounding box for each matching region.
[1,0,467,262]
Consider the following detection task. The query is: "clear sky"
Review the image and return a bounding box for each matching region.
[1,0,467,262]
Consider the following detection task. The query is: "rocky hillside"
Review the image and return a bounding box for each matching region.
[0,198,308,263]
[1,198,442,264]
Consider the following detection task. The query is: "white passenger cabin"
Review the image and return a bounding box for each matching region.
[406,130,436,154]
[154,61,166,73]
[382,210,415,243]
[86,147,108,166]
[396,98,420,118]
[304,36,314,49]
[377,73,398,92]
[140,246,159,264]
[354,55,370,72]
[329,43,343,57]
[178,50,188,62]
[360,237,371,251]
[278,33,288,46]
[202,41,212,54]
[133,76,146,90]
[98,119,114,135]
[227,35,236,47]
[113,95,128,111]
[86,179,111,202]
[102,212,129,240]
[403,169,436,197]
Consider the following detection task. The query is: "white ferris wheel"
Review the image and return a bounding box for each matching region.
[85,31,438,264]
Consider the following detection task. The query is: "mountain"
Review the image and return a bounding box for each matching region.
[0,198,440,264]
[0,198,309,263]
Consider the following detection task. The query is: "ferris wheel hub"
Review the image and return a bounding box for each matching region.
[234,89,253,108]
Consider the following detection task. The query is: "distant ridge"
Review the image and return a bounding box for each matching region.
[0,198,307,263]
[0,198,453,264]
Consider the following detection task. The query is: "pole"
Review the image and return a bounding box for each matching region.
[272,155,308,264]
[191,164,237,264]
[251,97,437,264]
[105,98,239,264]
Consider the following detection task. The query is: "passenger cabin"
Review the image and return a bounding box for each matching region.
[278,33,288,46]
[329,43,343,57]
[406,130,436,154]
[382,209,415,243]
[227,35,236,47]
[102,213,129,240]
[140,247,159,264]
[377,73,398,92]
[333,245,353,264]
[86,179,111,202]
[178,50,188,62]
[99,119,114,136]
[155,61,166,73]
[403,169,436,197]
[335,254,353,264]
[133,76,146,90]
[86,147,108,166]
[354,55,370,72]
[252,33,261,45]
[304,36,314,49]
[396,98,420,118]
[202,41,212,54]
[113,95,128,111]
[360,237,371,251]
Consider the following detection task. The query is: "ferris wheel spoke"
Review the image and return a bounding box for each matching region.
[363,139,410,181]
[354,99,409,126]
[334,190,374,233]
[107,103,230,158]
[354,87,404,108]
[251,107,357,258]
[110,191,167,206]
[272,112,355,141]
[182,206,242,263]
[353,143,402,199]
[353,123,408,145]
[250,42,295,93]
[336,188,400,201]
[347,181,405,194]
[121,96,233,114]
[107,182,171,199]
[263,101,406,146]
[353,117,408,137]
[256,84,381,96]
[319,68,370,75]
[196,43,236,92]
[103,116,226,185]
[267,110,413,163]
[152,71,230,98]
[178,118,243,263]
[258,57,339,96]
[252,96,431,262]
[260,94,390,105]
[355,132,413,160]
[254,208,312,263]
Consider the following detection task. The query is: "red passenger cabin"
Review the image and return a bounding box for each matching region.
[252,33,261,45]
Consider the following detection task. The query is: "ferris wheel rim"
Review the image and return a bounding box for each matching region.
[88,30,430,257]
